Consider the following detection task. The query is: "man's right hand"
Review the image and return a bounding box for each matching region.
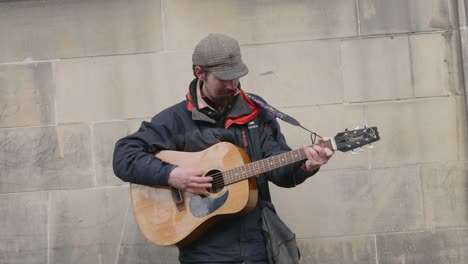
[168,167,212,195]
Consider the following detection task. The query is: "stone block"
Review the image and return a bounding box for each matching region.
[55,50,196,124]
[0,124,93,193]
[459,0,467,26]
[457,96,468,160]
[278,104,370,170]
[366,97,460,168]
[163,0,357,50]
[271,166,424,237]
[242,40,343,107]
[341,36,413,102]
[153,51,194,113]
[421,162,468,229]
[462,29,468,110]
[376,229,468,264]
[0,192,48,264]
[358,0,457,35]
[118,206,179,264]
[0,63,55,128]
[298,236,376,264]
[463,29,468,74]
[446,31,466,95]
[49,186,129,264]
[0,0,163,63]
[410,33,455,97]
[93,120,147,186]
[55,54,157,123]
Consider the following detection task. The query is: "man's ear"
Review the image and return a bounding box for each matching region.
[194,66,205,80]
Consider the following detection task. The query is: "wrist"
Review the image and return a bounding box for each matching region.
[301,161,320,174]
[165,164,178,186]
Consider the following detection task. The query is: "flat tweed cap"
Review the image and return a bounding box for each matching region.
[192,33,248,80]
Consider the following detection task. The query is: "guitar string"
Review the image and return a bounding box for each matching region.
[205,131,375,187]
[208,148,306,186]
[197,130,376,188]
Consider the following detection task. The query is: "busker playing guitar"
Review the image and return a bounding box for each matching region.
[113,33,334,264]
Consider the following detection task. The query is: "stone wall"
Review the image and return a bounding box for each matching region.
[0,0,467,263]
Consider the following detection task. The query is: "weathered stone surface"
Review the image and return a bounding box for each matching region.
[447,31,466,95]
[55,54,157,123]
[457,96,468,161]
[0,63,55,128]
[376,229,468,264]
[0,124,93,193]
[93,120,147,186]
[0,0,163,63]
[366,97,460,168]
[153,51,194,113]
[0,192,48,264]
[341,36,413,102]
[410,32,456,97]
[358,0,457,35]
[279,104,369,170]
[49,186,129,264]
[163,0,357,50]
[421,162,468,229]
[461,29,468,129]
[271,166,424,237]
[55,50,204,123]
[118,206,179,264]
[298,236,376,264]
[242,40,343,107]
[460,0,467,26]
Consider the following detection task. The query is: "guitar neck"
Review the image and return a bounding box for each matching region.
[223,140,333,185]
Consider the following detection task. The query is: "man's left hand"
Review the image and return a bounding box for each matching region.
[302,138,334,172]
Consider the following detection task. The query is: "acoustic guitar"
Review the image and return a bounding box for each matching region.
[130,126,380,246]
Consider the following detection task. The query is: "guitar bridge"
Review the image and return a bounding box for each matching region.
[172,188,185,211]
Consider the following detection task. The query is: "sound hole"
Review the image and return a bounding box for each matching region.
[206,169,225,193]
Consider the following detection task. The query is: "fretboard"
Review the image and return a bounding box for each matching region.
[223,140,332,185]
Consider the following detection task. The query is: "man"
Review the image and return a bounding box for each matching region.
[113,33,333,264]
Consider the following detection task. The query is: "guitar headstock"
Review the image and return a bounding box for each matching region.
[332,126,380,152]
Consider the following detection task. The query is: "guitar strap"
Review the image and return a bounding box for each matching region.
[246,93,300,127]
[247,93,320,141]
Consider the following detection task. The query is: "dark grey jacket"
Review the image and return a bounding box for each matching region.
[113,79,316,263]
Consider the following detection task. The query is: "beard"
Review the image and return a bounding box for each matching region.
[213,93,235,110]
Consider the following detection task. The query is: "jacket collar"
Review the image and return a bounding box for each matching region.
[186,78,260,128]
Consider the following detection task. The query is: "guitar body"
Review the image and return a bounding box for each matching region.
[130,142,258,247]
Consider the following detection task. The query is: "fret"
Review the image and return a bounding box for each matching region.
[258,158,265,173]
[223,140,334,185]
[254,159,260,174]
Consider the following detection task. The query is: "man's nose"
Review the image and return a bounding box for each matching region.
[224,80,236,90]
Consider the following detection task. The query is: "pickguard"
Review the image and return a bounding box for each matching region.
[189,191,229,218]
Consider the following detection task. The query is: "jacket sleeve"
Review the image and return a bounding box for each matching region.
[112,116,181,186]
[260,118,318,188]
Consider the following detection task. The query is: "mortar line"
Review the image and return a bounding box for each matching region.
[115,195,131,264]
[90,123,98,187]
[374,234,379,264]
[47,191,51,264]
[161,0,168,51]
[355,0,361,36]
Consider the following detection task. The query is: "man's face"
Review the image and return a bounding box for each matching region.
[201,71,240,107]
